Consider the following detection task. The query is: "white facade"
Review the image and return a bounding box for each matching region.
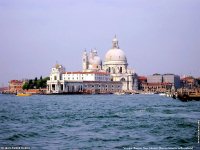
[81,36,138,91]
[47,64,117,94]
[47,36,138,94]
[102,36,138,91]
[63,72,110,82]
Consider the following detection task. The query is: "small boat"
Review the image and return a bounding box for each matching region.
[159,93,166,96]
[114,92,126,95]
[16,93,32,96]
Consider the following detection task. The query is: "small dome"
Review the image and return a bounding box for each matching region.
[93,56,102,65]
[89,56,102,65]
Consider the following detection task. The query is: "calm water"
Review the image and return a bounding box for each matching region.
[0,94,200,150]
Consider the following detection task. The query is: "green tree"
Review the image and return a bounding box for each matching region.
[22,82,29,90]
[36,80,40,89]
[34,77,38,88]
[28,79,34,89]
[23,76,49,89]
[197,79,200,86]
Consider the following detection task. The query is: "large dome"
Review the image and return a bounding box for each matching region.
[104,36,127,64]
[105,48,127,62]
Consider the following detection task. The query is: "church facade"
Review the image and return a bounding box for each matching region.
[82,36,138,91]
[46,36,138,94]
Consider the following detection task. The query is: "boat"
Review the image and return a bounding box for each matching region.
[177,89,200,101]
[144,92,155,95]
[114,92,127,95]
[159,93,166,96]
[16,93,32,96]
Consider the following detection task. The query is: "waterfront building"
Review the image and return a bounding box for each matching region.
[47,36,138,94]
[144,73,181,92]
[163,74,181,89]
[181,76,198,89]
[47,64,122,94]
[138,76,147,90]
[82,36,138,91]
[103,36,138,91]
[142,82,172,93]
[9,80,24,93]
[147,74,180,89]
[147,74,163,83]
[0,87,9,93]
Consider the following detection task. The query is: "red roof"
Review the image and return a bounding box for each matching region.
[65,72,109,75]
[10,80,23,84]
[0,87,9,92]
[181,77,194,80]
[138,76,147,80]
[143,82,172,86]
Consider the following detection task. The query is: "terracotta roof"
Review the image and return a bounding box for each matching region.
[181,77,194,80]
[143,82,172,86]
[83,81,121,84]
[138,76,147,80]
[10,80,23,83]
[0,87,9,92]
[65,72,109,75]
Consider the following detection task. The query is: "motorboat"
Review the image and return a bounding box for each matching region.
[16,93,32,96]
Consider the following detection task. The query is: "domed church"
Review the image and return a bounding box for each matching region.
[82,49,102,72]
[82,36,138,91]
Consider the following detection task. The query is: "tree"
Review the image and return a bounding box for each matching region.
[28,79,34,89]
[23,76,49,90]
[29,79,33,85]
[197,79,200,87]
[22,82,29,90]
[33,77,38,88]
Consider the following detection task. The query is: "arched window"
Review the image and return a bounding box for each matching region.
[112,68,115,73]
[120,78,126,82]
[120,67,122,73]
[108,67,111,73]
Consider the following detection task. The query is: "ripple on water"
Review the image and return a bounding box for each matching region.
[0,94,199,149]
[5,132,39,141]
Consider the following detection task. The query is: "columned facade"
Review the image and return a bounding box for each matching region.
[103,36,138,91]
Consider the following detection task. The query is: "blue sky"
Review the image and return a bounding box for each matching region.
[0,0,200,86]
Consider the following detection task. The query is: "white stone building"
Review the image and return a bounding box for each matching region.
[47,64,122,94]
[47,36,138,94]
[82,36,138,91]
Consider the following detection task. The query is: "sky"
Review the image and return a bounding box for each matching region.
[0,0,200,86]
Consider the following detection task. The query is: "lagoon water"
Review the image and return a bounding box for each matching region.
[0,94,200,149]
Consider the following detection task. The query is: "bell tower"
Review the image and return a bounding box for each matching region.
[82,49,88,72]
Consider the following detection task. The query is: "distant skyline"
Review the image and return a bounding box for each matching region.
[0,0,200,86]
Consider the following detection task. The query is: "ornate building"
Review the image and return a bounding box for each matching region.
[82,36,138,91]
[82,49,102,72]
[47,36,138,94]
[47,64,122,94]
